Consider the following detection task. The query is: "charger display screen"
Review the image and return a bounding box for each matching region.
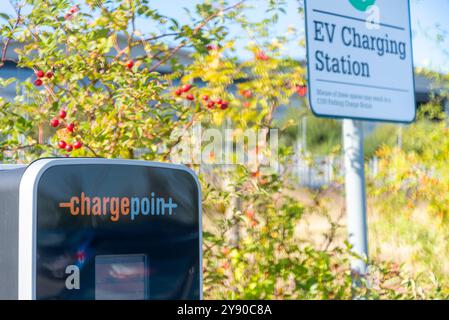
[95,255,148,300]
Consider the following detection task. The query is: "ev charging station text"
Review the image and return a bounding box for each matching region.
[313,21,407,78]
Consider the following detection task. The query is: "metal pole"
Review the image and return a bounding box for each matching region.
[397,125,403,149]
[444,98,449,127]
[302,116,307,153]
[343,119,368,277]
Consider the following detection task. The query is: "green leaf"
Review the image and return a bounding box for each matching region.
[0,13,10,21]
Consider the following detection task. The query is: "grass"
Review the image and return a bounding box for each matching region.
[370,203,449,279]
[290,187,449,280]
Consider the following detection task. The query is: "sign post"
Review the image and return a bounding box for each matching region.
[304,0,416,278]
[343,119,368,275]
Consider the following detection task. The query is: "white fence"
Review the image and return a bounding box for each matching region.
[294,154,379,189]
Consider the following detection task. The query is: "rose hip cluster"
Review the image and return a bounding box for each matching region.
[174,84,229,110]
[50,109,82,153]
[240,89,253,108]
[203,96,229,110]
[33,69,53,87]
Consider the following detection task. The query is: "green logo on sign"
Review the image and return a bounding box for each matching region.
[349,0,376,12]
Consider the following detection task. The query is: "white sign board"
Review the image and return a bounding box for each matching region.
[305,0,415,123]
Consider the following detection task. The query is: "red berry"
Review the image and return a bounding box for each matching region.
[220,101,229,110]
[73,141,82,149]
[65,144,73,152]
[34,79,43,86]
[242,90,252,99]
[202,95,209,101]
[186,93,195,101]
[50,118,59,128]
[221,247,230,255]
[174,88,182,96]
[69,5,79,14]
[181,84,192,93]
[46,71,54,79]
[296,85,307,97]
[36,70,45,78]
[243,101,251,108]
[58,140,67,149]
[59,109,67,119]
[256,50,269,61]
[67,122,75,133]
[126,60,134,69]
[246,210,255,219]
[207,101,215,109]
[215,98,223,105]
[206,44,217,51]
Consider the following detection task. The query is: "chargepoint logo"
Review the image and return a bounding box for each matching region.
[59,192,178,222]
[349,0,376,12]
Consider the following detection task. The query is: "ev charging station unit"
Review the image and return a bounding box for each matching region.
[0,158,202,300]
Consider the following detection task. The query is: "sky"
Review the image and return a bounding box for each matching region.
[146,0,449,73]
[2,0,449,73]
[410,0,449,72]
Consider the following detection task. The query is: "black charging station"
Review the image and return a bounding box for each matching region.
[0,158,201,300]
